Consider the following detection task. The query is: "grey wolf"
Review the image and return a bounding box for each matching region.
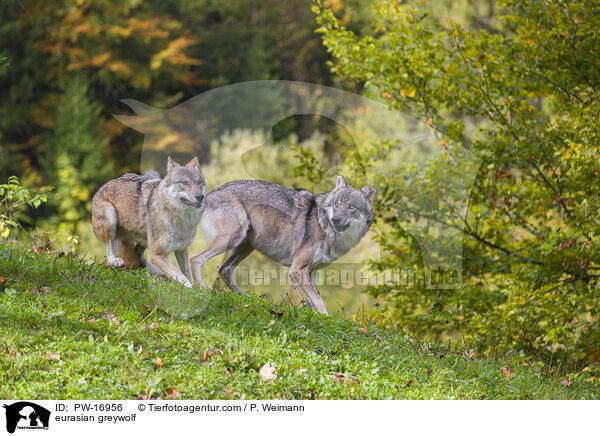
[190,176,374,314]
[91,157,206,287]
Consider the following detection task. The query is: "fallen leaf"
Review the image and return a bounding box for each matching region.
[226,389,233,394]
[111,318,121,326]
[333,373,345,382]
[0,276,4,282]
[500,367,512,379]
[426,369,432,375]
[136,395,149,400]
[165,387,181,399]
[374,333,388,344]
[155,357,164,368]
[146,322,159,331]
[224,367,232,377]
[270,309,283,318]
[27,289,41,295]
[85,260,95,266]
[404,380,413,387]
[40,286,51,294]
[561,380,573,388]
[202,349,219,362]
[259,362,277,381]
[47,353,60,360]
[358,327,368,333]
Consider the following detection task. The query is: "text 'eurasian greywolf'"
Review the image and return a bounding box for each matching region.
[92,157,206,287]
[190,176,375,314]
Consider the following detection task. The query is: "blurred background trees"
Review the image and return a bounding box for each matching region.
[0,0,372,250]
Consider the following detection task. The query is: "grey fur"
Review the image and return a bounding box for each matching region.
[191,176,374,314]
[92,157,206,287]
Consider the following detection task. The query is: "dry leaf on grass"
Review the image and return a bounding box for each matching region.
[270,309,283,318]
[165,387,181,399]
[155,357,164,368]
[561,380,573,388]
[259,362,277,381]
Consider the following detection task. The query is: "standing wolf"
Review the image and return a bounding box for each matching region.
[191,176,375,314]
[92,157,206,287]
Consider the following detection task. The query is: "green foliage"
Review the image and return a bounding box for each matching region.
[0,245,597,399]
[44,80,113,224]
[313,0,600,366]
[0,176,52,239]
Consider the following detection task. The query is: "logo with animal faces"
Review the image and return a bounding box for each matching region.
[3,402,51,434]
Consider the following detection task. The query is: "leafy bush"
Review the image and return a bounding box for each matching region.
[312,0,600,367]
[0,176,52,239]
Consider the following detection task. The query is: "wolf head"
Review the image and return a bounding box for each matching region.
[322,176,375,233]
[162,156,207,210]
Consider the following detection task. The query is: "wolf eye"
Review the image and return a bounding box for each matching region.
[348,205,354,209]
[178,181,189,186]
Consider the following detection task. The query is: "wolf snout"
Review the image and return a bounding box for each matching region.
[331,216,342,225]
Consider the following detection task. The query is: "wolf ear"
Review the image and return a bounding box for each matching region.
[361,185,375,202]
[335,175,347,190]
[167,156,181,172]
[185,156,200,169]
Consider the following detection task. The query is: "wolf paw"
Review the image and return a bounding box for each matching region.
[107,256,125,268]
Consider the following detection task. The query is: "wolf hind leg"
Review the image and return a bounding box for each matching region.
[191,235,238,289]
[191,203,249,289]
[113,239,142,269]
[92,200,125,267]
[218,241,253,294]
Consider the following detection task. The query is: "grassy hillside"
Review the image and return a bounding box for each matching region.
[0,245,597,400]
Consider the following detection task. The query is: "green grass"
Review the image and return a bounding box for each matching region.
[0,245,597,400]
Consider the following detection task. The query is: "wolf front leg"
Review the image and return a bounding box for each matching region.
[174,249,191,282]
[289,259,328,315]
[148,250,193,288]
